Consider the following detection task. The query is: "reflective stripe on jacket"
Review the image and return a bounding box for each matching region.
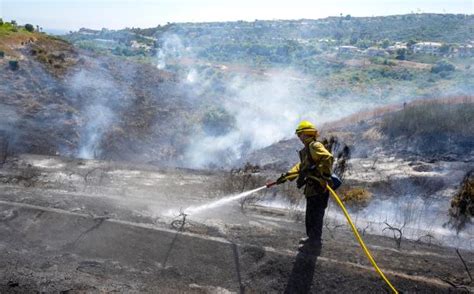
[286,139,334,197]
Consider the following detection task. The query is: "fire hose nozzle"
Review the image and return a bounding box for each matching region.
[266,181,278,188]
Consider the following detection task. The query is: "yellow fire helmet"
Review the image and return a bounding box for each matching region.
[295,120,318,136]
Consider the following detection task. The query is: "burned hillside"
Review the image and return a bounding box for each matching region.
[0,32,225,166]
[1,154,473,293]
[1,16,474,293]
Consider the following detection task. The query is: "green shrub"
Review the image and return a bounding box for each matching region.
[9,60,19,70]
[24,24,34,32]
[0,18,3,25]
[383,59,396,66]
[395,48,407,60]
[0,51,4,58]
[202,107,235,136]
[431,60,455,73]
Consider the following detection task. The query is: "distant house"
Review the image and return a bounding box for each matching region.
[130,40,151,51]
[365,47,388,57]
[78,28,98,35]
[338,45,359,54]
[457,44,474,57]
[413,42,442,55]
[387,42,408,54]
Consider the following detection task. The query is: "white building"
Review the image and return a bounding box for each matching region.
[413,42,442,55]
[457,44,474,57]
[365,47,388,57]
[338,45,359,54]
[387,42,408,54]
[130,40,152,51]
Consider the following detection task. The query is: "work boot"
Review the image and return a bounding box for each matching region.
[299,237,309,245]
[298,240,322,256]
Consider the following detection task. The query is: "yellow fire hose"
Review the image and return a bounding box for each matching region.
[326,184,399,294]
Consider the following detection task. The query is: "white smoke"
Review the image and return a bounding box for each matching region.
[182,68,381,168]
[325,193,474,250]
[153,33,473,169]
[182,71,308,168]
[78,104,114,159]
[68,65,123,159]
[0,105,19,131]
[156,33,189,70]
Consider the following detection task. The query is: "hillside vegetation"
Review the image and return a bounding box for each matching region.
[381,102,474,138]
[64,14,473,65]
[1,16,473,169]
[0,21,38,56]
[63,14,474,105]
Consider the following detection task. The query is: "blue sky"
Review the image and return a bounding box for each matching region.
[1,0,473,31]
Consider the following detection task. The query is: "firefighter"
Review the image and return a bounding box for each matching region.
[276,120,333,254]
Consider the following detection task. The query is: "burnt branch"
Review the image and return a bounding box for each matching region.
[383,221,405,249]
[324,219,344,239]
[0,138,9,166]
[170,209,188,231]
[415,233,436,247]
[438,276,470,291]
[358,223,371,236]
[456,248,473,283]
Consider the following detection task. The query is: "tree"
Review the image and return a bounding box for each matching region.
[431,60,455,73]
[407,39,417,48]
[24,24,34,32]
[395,48,406,60]
[11,20,17,26]
[9,60,19,71]
[381,39,391,49]
[350,34,358,45]
[0,18,3,25]
[439,43,451,54]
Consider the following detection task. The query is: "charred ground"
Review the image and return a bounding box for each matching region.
[1,30,222,165]
[0,154,473,293]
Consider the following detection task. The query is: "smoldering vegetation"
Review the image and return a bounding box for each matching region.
[1,22,473,246]
[380,101,474,158]
[1,27,474,171]
[450,170,474,231]
[150,32,473,169]
[0,39,205,165]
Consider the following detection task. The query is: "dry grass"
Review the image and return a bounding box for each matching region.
[0,28,38,57]
[340,187,372,208]
[449,170,474,231]
[324,95,474,131]
[362,127,383,141]
[381,101,474,138]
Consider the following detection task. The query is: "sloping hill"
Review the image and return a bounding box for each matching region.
[1,24,218,166]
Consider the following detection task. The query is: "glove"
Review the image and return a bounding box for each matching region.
[296,176,306,189]
[276,173,288,184]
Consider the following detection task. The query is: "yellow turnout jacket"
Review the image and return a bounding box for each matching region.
[286,139,334,197]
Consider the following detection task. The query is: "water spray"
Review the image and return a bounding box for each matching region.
[181,186,268,215]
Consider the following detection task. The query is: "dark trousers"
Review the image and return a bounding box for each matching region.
[305,191,329,244]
